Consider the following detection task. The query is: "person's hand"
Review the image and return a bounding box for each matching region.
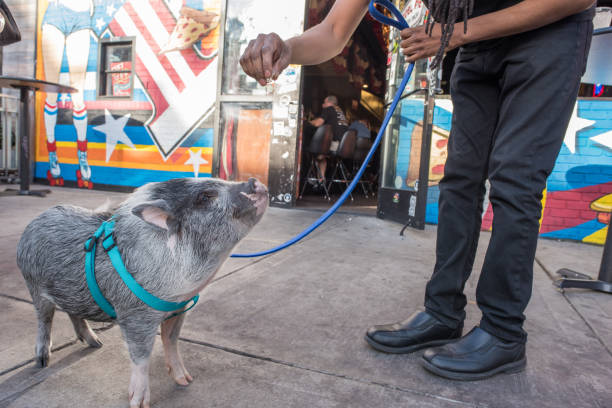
[239,33,292,86]
[400,24,463,63]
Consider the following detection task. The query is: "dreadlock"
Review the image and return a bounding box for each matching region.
[425,0,474,68]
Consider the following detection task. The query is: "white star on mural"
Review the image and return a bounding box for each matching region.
[96,17,106,31]
[563,102,595,154]
[435,99,453,114]
[59,93,70,103]
[106,3,116,16]
[93,109,135,162]
[184,149,208,178]
[591,130,612,151]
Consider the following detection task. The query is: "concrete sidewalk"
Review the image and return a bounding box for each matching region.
[0,186,610,408]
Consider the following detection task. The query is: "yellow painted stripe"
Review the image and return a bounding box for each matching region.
[583,226,608,246]
[43,158,212,172]
[55,142,213,154]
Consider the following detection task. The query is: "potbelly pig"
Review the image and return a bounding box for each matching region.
[17,177,268,408]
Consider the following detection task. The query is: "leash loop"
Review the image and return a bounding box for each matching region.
[368,0,409,30]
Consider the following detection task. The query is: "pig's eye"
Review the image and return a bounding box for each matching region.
[196,190,217,206]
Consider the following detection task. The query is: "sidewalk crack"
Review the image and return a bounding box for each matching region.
[175,335,485,407]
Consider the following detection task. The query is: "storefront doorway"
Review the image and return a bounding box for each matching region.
[295,1,388,215]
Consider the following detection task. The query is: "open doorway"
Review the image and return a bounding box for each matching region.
[296,0,388,215]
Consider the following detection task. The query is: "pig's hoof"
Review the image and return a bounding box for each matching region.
[79,334,103,348]
[89,337,103,348]
[174,376,191,387]
[166,364,193,386]
[36,352,50,368]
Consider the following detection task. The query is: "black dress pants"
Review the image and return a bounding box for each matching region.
[424,17,593,343]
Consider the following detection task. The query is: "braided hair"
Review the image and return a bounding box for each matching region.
[425,0,474,68]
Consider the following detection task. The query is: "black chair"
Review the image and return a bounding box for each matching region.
[352,137,375,198]
[327,129,357,200]
[300,124,333,200]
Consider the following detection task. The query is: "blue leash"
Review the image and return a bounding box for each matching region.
[231,0,413,258]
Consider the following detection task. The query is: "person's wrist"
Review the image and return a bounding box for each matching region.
[284,37,296,64]
[450,22,469,49]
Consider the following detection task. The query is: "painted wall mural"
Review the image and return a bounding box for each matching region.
[34,0,220,188]
[397,98,612,245]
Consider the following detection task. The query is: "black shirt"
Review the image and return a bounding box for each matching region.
[461,0,595,50]
[321,106,349,142]
[423,0,594,20]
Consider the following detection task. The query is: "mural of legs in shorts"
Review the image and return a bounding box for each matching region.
[42,0,93,188]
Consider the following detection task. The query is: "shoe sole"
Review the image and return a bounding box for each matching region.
[420,356,526,381]
[364,334,459,354]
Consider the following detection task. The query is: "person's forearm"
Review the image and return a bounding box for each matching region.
[310,117,324,127]
[286,28,344,66]
[454,0,594,47]
[287,0,369,66]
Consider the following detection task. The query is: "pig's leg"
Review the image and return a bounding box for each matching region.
[121,321,157,408]
[68,315,103,348]
[33,296,56,367]
[161,312,192,386]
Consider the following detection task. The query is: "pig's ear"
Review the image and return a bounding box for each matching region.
[132,200,172,230]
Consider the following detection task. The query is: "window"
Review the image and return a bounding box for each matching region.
[98,38,135,98]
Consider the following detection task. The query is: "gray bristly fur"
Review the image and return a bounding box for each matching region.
[17,177,267,368]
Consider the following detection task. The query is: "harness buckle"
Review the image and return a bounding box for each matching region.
[102,233,116,252]
[84,236,96,252]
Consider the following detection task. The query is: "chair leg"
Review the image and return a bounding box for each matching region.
[339,161,353,201]
[326,159,340,194]
[351,162,366,198]
[299,158,317,199]
[316,162,331,200]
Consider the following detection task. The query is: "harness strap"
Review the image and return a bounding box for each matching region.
[84,219,199,320]
[84,223,117,319]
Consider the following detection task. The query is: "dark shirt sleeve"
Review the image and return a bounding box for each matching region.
[320,107,335,125]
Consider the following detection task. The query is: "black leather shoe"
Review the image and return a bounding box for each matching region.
[421,327,526,380]
[365,311,463,354]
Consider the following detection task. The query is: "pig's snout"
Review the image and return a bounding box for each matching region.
[241,178,268,216]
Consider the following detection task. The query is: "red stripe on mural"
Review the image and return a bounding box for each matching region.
[149,0,213,76]
[109,19,169,123]
[180,49,213,76]
[58,101,153,111]
[123,1,186,93]
[149,0,175,34]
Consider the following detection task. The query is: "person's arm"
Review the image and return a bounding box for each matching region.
[310,117,325,127]
[401,0,595,62]
[240,0,369,86]
[311,106,333,127]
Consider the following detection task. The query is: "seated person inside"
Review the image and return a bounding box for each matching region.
[348,118,371,140]
[304,95,348,182]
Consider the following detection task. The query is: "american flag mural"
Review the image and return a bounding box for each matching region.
[34,0,220,188]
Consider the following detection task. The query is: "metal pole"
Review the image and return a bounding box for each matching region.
[414,68,437,230]
[18,86,29,193]
[598,215,612,282]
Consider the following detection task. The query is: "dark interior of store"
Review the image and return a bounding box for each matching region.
[297,0,388,211]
